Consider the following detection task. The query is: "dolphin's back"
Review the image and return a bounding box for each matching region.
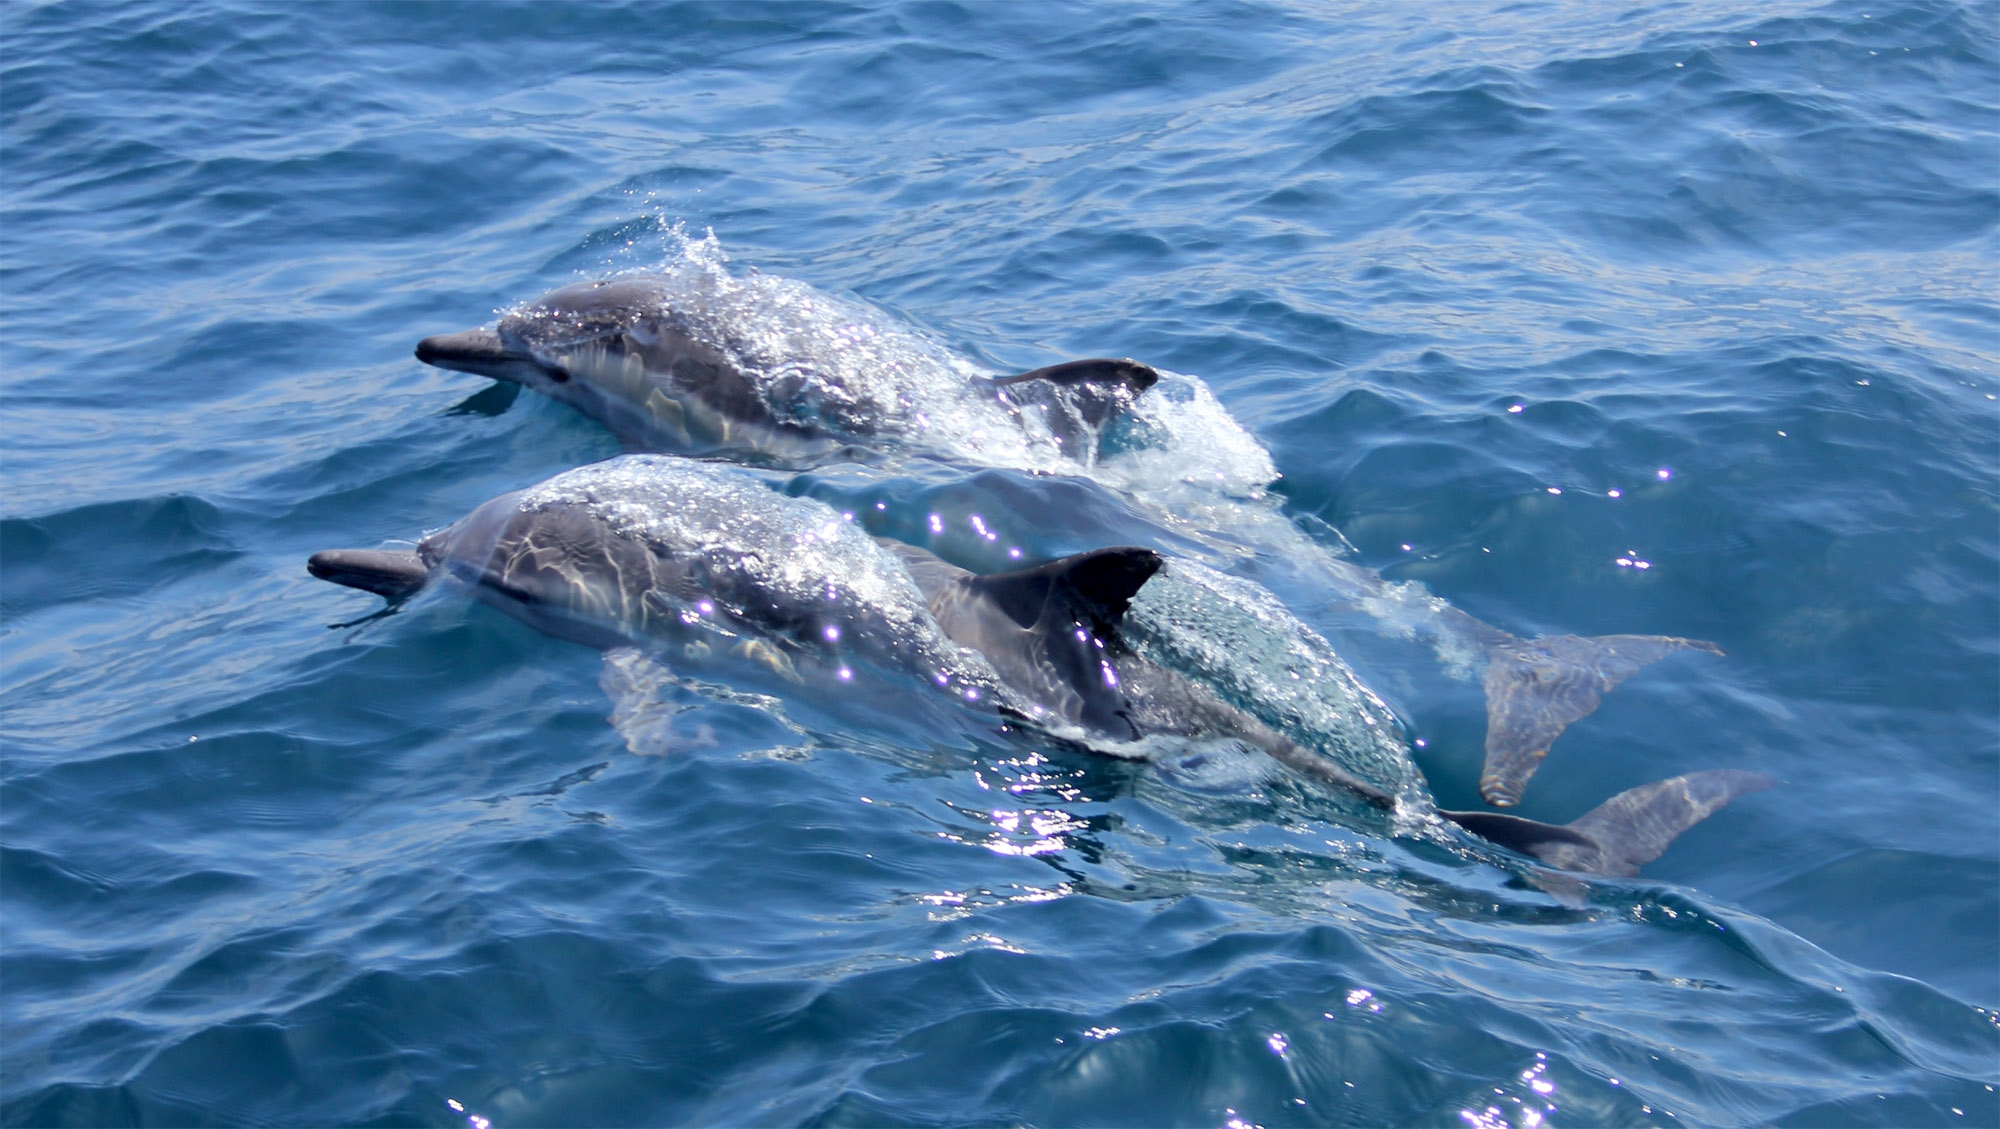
[1120,561,1425,799]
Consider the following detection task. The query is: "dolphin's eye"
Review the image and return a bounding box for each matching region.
[545,363,571,384]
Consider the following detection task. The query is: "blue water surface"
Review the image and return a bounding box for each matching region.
[3,2,1997,1126]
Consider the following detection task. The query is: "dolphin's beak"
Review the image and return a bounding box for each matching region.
[308,549,431,601]
[415,329,536,381]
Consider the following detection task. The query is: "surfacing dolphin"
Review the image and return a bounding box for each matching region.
[417,275,1158,468]
[413,254,1723,808]
[307,455,1770,878]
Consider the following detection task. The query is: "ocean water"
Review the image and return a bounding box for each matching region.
[3,1,1997,1125]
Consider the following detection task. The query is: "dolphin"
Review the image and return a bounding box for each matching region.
[416,275,1158,467]
[414,262,1724,808]
[307,455,1770,878]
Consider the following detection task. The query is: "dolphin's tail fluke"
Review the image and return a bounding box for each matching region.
[307,548,431,601]
[1442,769,1774,877]
[1479,633,1726,806]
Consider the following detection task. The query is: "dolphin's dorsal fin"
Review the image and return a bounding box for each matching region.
[984,359,1161,425]
[1441,769,1774,877]
[990,358,1160,394]
[964,547,1163,636]
[943,548,1163,739]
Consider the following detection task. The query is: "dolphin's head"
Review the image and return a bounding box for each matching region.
[415,488,678,650]
[416,277,676,396]
[308,473,708,651]
[417,277,774,452]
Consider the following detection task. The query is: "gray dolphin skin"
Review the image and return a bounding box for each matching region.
[416,275,1158,464]
[416,267,1724,809]
[308,455,1770,878]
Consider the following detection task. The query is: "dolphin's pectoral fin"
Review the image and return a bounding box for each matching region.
[307,548,431,602]
[601,647,809,757]
[600,647,688,756]
[642,388,695,447]
[1479,633,1726,806]
[732,639,803,683]
[984,359,1161,425]
[1443,769,1773,877]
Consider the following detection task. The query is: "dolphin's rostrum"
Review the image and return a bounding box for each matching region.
[308,455,1770,878]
